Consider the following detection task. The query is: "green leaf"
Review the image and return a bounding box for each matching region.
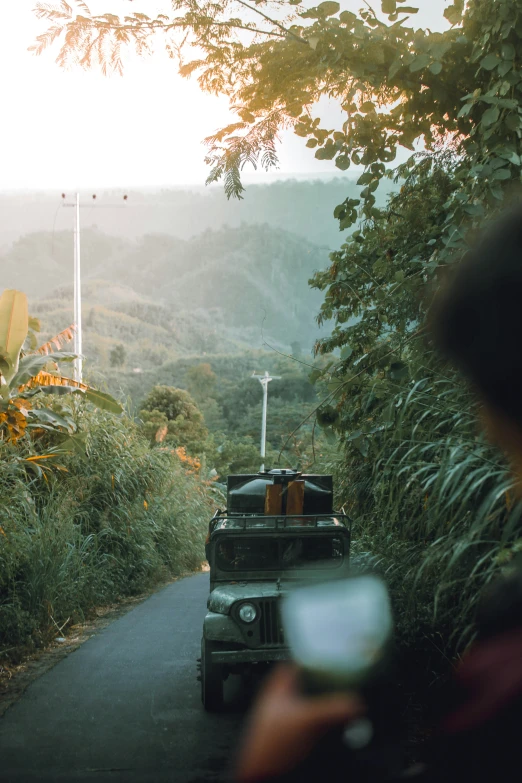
[339,11,356,26]
[444,2,464,25]
[294,123,308,137]
[430,62,442,75]
[498,61,513,77]
[316,1,340,16]
[480,54,501,71]
[463,203,485,217]
[36,385,77,397]
[353,435,369,458]
[498,149,520,165]
[0,289,28,380]
[323,427,338,444]
[315,144,336,160]
[491,168,512,180]
[29,408,74,432]
[58,434,88,459]
[502,42,515,60]
[505,113,521,131]
[340,346,353,360]
[381,0,396,14]
[410,54,430,72]
[389,59,403,79]
[482,106,500,127]
[84,388,124,414]
[357,172,373,186]
[458,102,473,118]
[327,378,344,395]
[317,405,340,428]
[335,154,351,171]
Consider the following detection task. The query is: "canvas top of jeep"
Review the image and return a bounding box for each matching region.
[206,469,351,587]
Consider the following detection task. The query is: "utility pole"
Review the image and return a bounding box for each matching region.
[62,192,129,383]
[73,193,82,383]
[252,371,281,472]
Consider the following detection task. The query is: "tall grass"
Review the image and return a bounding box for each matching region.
[333,370,522,664]
[0,407,213,659]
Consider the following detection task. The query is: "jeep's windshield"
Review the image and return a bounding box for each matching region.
[215,536,343,571]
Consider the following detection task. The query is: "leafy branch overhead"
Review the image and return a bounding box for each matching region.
[34,0,522,447]
[31,3,462,183]
[32,1,521,239]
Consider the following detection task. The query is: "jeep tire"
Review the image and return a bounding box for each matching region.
[201,638,224,712]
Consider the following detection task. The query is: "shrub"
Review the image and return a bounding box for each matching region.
[0,406,213,659]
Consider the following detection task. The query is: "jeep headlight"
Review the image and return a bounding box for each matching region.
[238,603,257,624]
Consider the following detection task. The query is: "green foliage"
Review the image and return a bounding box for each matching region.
[310,149,522,656]
[139,385,209,455]
[11,223,334,374]
[331,373,522,658]
[31,0,518,212]
[34,0,522,663]
[213,436,270,477]
[185,362,217,402]
[0,405,212,658]
[110,343,126,368]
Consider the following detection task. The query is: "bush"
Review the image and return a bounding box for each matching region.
[0,406,213,659]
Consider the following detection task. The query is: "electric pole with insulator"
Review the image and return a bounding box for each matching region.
[252,370,281,472]
[61,192,129,383]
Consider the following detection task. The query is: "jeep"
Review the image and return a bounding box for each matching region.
[200,468,351,711]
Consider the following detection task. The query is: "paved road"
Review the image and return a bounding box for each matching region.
[0,573,250,783]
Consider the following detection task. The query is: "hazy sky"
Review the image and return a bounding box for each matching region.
[1,1,451,190]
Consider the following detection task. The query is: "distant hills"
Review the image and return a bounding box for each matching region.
[1,177,398,394]
[4,223,331,373]
[0,176,396,250]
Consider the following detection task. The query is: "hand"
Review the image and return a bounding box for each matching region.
[234,664,366,783]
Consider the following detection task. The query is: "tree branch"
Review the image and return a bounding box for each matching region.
[234,0,306,45]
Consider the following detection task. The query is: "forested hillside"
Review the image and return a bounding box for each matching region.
[3,223,331,372]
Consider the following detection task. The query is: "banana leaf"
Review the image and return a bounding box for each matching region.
[0,290,28,380]
[83,388,123,414]
[11,353,77,389]
[28,408,76,432]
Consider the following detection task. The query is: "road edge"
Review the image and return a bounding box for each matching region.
[0,568,205,718]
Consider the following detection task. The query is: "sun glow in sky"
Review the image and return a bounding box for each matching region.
[0,1,450,190]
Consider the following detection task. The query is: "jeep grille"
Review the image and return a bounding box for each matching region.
[259,599,284,646]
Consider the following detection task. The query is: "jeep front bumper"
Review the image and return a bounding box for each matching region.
[211,648,291,664]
